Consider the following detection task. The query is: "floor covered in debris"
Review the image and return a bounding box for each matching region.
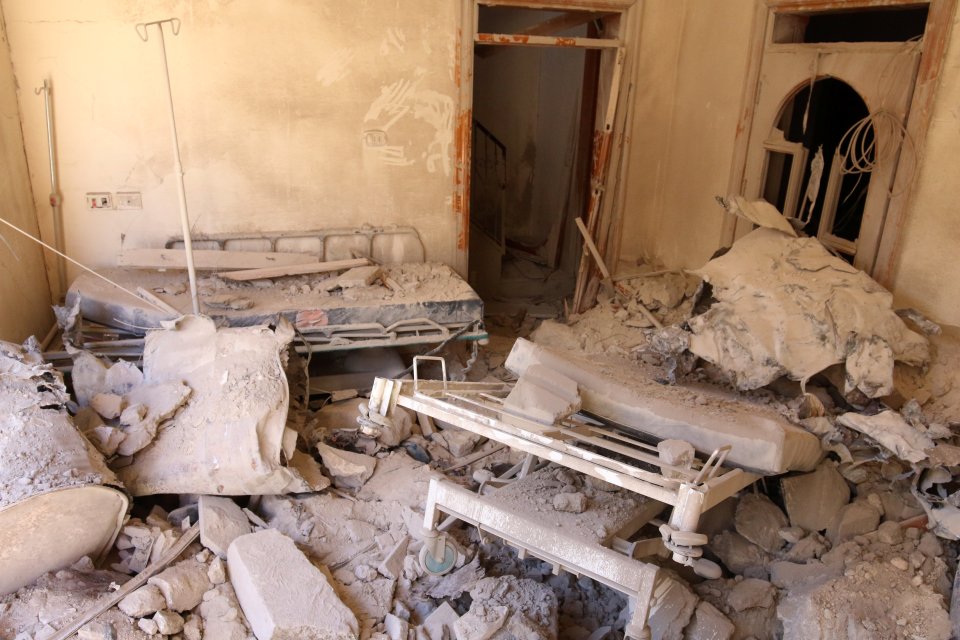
[3,222,960,640]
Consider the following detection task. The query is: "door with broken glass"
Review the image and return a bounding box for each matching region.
[741,27,920,272]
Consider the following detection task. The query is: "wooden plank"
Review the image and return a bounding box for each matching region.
[575,217,611,280]
[476,11,615,58]
[479,0,636,10]
[220,258,370,282]
[476,32,621,48]
[50,523,200,640]
[572,46,626,312]
[118,248,316,271]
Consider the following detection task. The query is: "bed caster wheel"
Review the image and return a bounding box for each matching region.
[419,538,459,576]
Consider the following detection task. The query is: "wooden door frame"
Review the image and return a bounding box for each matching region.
[721,0,956,287]
[452,0,638,279]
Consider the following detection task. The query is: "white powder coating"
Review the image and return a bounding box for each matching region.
[227,529,359,640]
[200,495,253,559]
[506,338,822,475]
[148,560,214,612]
[317,443,377,489]
[688,227,929,394]
[781,462,850,533]
[115,315,322,496]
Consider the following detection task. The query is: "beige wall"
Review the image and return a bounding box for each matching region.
[617,0,960,327]
[1,0,460,284]
[0,11,52,343]
[617,0,756,272]
[889,13,960,325]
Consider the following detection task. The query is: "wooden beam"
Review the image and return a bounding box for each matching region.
[575,217,611,280]
[220,258,370,282]
[50,524,200,640]
[118,248,316,271]
[479,0,635,10]
[522,10,612,36]
[475,33,621,48]
[476,10,614,58]
[873,0,957,285]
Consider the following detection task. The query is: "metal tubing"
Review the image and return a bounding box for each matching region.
[138,18,200,314]
[34,79,66,295]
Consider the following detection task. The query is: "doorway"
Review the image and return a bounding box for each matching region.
[467,6,603,314]
[461,3,630,318]
[735,1,942,274]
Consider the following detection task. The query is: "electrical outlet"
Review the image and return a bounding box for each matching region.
[116,192,142,210]
[86,192,113,209]
[363,130,388,147]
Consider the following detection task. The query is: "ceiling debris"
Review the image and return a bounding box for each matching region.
[2,209,960,640]
[686,227,929,395]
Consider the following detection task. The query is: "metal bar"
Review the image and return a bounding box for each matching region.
[398,393,679,504]
[34,79,66,295]
[137,18,200,315]
[428,479,659,596]
[439,392,685,488]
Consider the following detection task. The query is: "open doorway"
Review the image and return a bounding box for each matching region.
[467,6,603,315]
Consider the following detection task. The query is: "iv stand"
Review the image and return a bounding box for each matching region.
[136,17,200,315]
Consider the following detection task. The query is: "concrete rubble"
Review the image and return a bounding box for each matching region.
[2,222,960,640]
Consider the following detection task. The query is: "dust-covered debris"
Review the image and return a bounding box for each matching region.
[0,339,128,597]
[114,315,325,496]
[228,528,359,639]
[686,228,928,394]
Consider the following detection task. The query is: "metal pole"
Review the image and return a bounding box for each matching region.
[34,79,67,296]
[137,18,200,314]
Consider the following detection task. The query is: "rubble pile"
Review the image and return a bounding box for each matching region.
[1,220,959,640]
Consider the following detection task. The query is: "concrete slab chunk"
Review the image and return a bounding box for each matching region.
[781,462,850,533]
[336,265,382,289]
[503,364,581,425]
[200,495,253,559]
[148,559,214,612]
[317,443,377,489]
[684,601,734,640]
[118,583,167,617]
[827,500,881,544]
[154,610,185,635]
[377,535,410,580]
[734,494,788,553]
[228,528,359,640]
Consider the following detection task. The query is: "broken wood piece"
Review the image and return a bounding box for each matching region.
[119,248,317,271]
[384,275,405,295]
[136,287,179,316]
[443,443,508,472]
[220,257,370,282]
[575,217,611,281]
[329,265,383,290]
[49,523,200,640]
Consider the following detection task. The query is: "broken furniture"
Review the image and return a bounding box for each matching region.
[57,262,486,365]
[369,355,766,639]
[0,340,128,596]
